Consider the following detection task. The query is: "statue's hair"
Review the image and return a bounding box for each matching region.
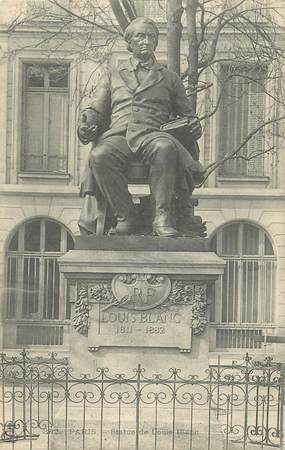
[124,17,159,52]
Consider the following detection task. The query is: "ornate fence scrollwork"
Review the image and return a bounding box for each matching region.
[0,350,284,449]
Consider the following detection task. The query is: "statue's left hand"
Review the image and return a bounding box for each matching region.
[188,117,202,140]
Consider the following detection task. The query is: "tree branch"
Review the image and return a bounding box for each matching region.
[233,146,275,161]
[48,0,121,35]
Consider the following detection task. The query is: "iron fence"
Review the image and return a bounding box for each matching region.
[0,350,284,450]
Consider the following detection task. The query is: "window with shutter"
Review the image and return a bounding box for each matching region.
[22,63,69,173]
[218,65,267,177]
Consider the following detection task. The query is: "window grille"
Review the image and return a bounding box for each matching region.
[5,218,74,348]
[16,324,64,346]
[210,222,276,349]
[21,63,70,173]
[216,328,263,349]
[218,65,267,177]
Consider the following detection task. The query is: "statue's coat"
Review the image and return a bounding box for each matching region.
[79,57,204,233]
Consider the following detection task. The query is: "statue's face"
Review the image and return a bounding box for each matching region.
[128,23,157,60]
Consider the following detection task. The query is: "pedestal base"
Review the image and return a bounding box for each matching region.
[57,238,226,449]
[50,404,225,450]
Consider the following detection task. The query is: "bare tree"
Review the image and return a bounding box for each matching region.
[165,0,285,178]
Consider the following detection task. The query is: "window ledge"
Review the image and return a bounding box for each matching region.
[209,323,276,328]
[217,176,270,182]
[4,318,71,324]
[18,172,70,184]
[3,347,70,356]
[217,176,270,188]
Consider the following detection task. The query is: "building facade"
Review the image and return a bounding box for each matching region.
[0,0,284,360]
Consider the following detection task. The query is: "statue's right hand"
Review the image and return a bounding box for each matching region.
[77,124,98,145]
[77,114,98,145]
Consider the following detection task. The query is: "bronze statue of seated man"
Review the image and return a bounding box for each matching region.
[78,17,206,237]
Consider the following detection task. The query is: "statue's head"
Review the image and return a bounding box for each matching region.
[124,17,159,59]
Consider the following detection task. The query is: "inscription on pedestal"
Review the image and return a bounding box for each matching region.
[72,275,208,352]
[92,304,192,352]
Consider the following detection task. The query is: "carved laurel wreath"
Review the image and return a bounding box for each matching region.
[72,286,89,336]
[73,278,207,337]
[168,281,208,336]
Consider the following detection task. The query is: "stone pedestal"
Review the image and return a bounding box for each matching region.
[56,237,225,450]
[58,236,225,375]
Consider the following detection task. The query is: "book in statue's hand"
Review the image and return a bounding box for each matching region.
[160,116,192,131]
[160,116,200,161]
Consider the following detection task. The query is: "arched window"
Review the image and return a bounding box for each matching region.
[5,218,74,348]
[210,221,276,349]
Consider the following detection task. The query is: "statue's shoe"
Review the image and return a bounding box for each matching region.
[152,210,179,237]
[152,225,179,237]
[178,221,207,238]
